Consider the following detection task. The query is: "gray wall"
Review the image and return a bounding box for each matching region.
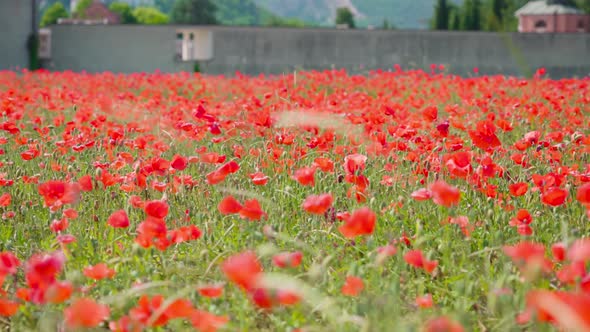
[0,0,33,70]
[47,25,590,78]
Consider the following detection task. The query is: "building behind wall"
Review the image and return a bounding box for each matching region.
[516,0,590,33]
[0,0,34,70]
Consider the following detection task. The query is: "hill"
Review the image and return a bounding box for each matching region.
[253,0,447,29]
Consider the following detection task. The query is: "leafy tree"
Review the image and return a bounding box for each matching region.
[155,0,175,14]
[460,0,481,30]
[74,0,92,18]
[576,0,590,13]
[433,0,450,30]
[335,7,355,28]
[471,0,482,31]
[449,5,461,30]
[264,16,305,27]
[171,0,218,25]
[109,2,136,24]
[382,18,391,29]
[133,6,169,24]
[40,2,69,27]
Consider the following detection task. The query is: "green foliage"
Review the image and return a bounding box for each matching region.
[171,0,218,25]
[132,6,169,24]
[215,0,275,25]
[576,0,590,13]
[449,5,461,30]
[381,18,392,29]
[335,7,355,28]
[26,34,40,70]
[264,16,306,27]
[40,2,69,27]
[154,0,176,14]
[109,2,136,24]
[432,0,450,30]
[74,0,93,18]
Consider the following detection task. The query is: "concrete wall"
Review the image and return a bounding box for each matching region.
[46,25,590,78]
[0,0,33,70]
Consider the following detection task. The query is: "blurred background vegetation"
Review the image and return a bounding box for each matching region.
[38,0,590,30]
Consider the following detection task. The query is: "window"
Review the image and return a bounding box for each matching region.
[38,29,51,59]
[534,20,547,33]
[175,29,214,62]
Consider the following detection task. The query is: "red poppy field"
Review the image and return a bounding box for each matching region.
[0,68,589,331]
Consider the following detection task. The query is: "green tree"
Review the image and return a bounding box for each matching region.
[40,2,69,27]
[109,2,136,24]
[382,18,391,29]
[171,0,218,25]
[461,0,481,30]
[264,16,305,27]
[133,7,169,24]
[449,5,461,30]
[472,0,481,30]
[155,0,176,14]
[335,7,355,28]
[576,0,590,13]
[74,0,92,18]
[432,0,450,30]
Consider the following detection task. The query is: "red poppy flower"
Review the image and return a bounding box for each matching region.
[423,316,464,332]
[249,288,274,309]
[191,309,229,332]
[50,217,68,233]
[272,251,303,268]
[429,181,461,207]
[551,242,566,262]
[577,183,590,205]
[509,182,529,197]
[238,199,266,221]
[541,187,568,207]
[0,251,20,276]
[302,193,333,215]
[344,153,367,175]
[206,161,239,185]
[171,155,188,171]
[468,120,501,150]
[144,200,169,219]
[526,290,590,330]
[44,281,73,304]
[292,167,315,187]
[567,239,590,263]
[64,298,110,328]
[249,172,269,185]
[221,251,262,290]
[198,284,224,298]
[341,276,364,296]
[404,249,438,274]
[415,294,434,308]
[313,157,334,172]
[444,151,472,178]
[84,263,115,280]
[108,210,130,228]
[218,195,242,215]
[411,188,432,201]
[0,193,11,207]
[0,299,20,317]
[338,207,376,238]
[38,180,80,207]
